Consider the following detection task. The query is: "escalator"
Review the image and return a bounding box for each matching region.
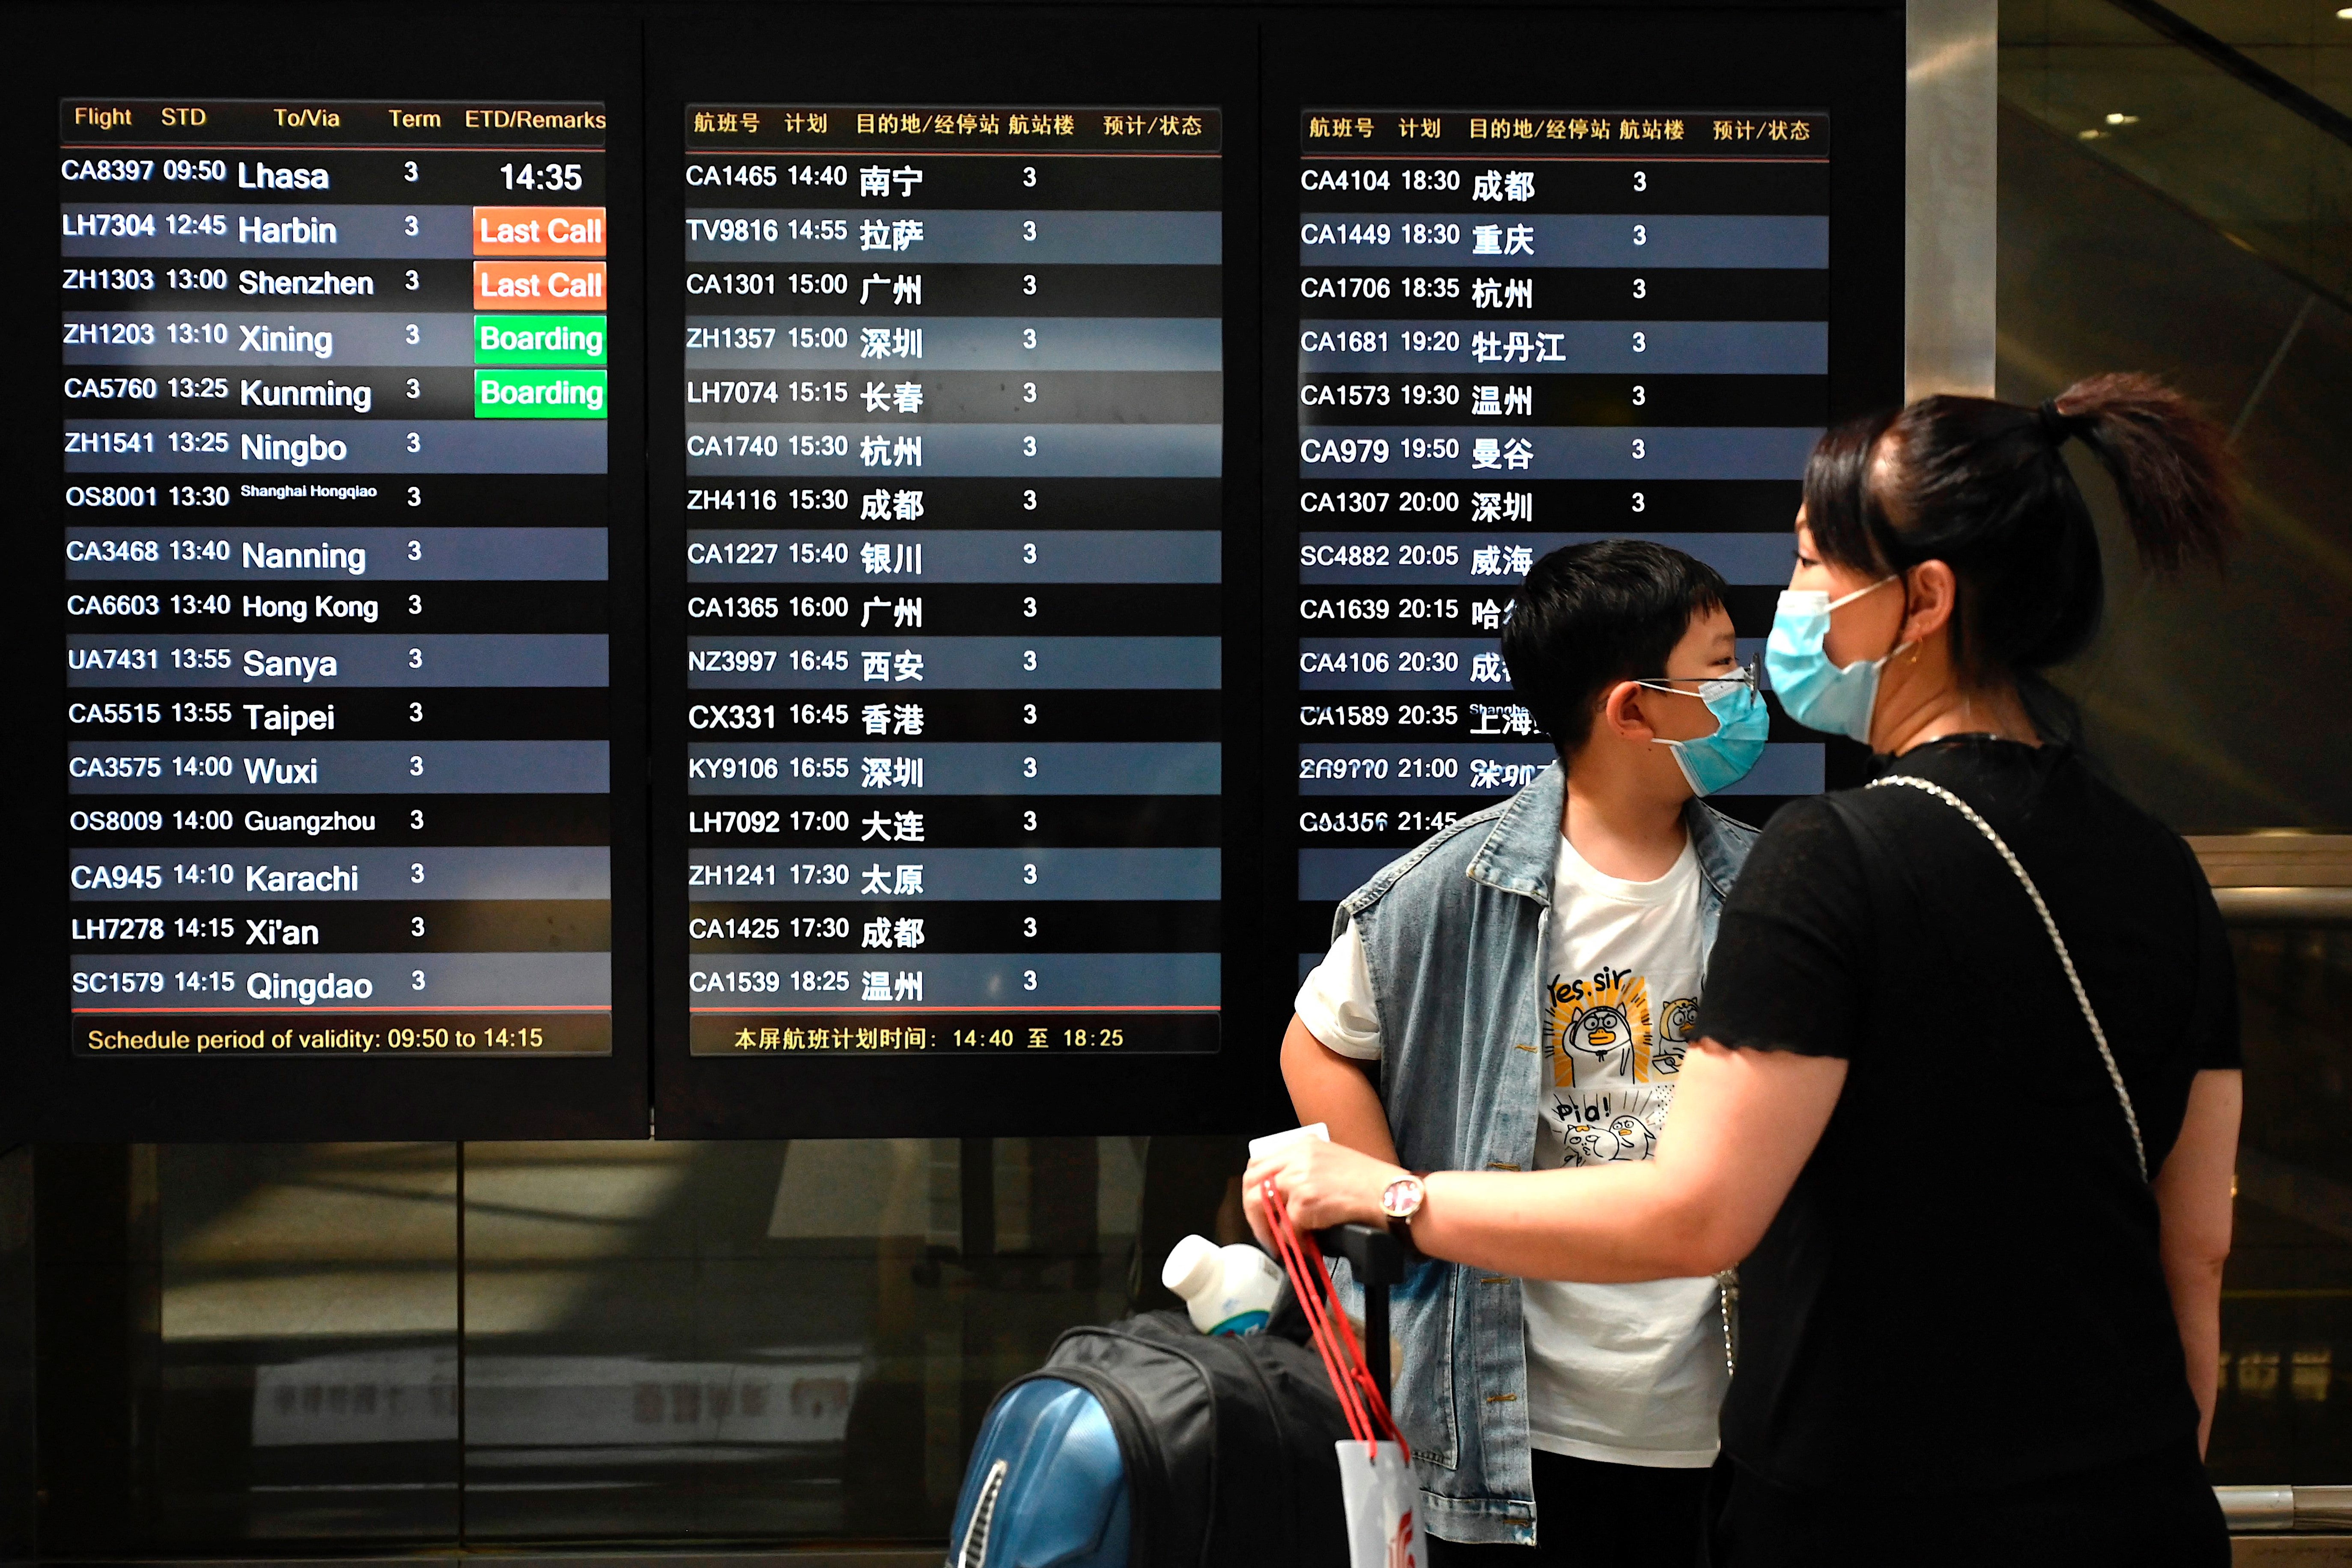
[1995,0,2352,1520]
[2000,0,2350,833]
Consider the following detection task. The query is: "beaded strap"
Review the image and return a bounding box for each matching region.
[1869,775,2148,1181]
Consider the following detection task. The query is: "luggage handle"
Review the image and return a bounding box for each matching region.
[1315,1223,1403,1412]
[1261,1182,1410,1461]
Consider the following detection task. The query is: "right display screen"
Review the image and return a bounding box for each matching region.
[1290,108,1832,967]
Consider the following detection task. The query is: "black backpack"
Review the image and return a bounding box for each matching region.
[954,1298,1356,1568]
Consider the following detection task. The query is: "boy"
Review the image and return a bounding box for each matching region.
[1284,540,1764,1561]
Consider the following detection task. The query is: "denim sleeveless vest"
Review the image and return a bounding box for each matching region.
[1333,763,1753,1546]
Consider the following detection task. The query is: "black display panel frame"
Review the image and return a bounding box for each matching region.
[0,0,1902,1147]
[647,6,1272,1139]
[1258,4,1905,1032]
[5,3,652,1142]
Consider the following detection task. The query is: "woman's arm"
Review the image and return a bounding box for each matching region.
[1280,1013,1401,1165]
[1245,1040,1847,1281]
[2154,1067,2240,1457]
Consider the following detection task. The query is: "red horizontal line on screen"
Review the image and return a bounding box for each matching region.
[74,1005,613,1015]
[691,1004,1218,1015]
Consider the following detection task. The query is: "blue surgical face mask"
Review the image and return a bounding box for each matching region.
[1640,668,1769,796]
[1764,577,1909,744]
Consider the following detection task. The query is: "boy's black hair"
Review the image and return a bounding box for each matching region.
[1502,539,1729,759]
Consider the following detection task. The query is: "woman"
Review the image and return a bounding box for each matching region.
[1248,373,2244,1566]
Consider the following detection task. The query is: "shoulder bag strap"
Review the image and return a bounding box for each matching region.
[1869,775,2149,1181]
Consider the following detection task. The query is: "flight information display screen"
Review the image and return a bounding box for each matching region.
[677,104,1226,1058]
[61,98,620,1064]
[1289,108,1832,968]
[15,7,1899,1140]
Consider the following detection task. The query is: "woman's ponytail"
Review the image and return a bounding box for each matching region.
[1801,371,2240,689]
[2047,372,2239,574]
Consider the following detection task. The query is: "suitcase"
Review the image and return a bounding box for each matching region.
[945,1223,1406,1568]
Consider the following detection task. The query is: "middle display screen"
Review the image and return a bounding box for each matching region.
[678,104,1225,1058]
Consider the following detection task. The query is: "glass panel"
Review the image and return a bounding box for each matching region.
[1995,92,2352,831]
[2119,0,2352,118]
[153,1144,459,1548]
[30,1146,147,1555]
[0,1146,32,1564]
[26,1133,1243,1554]
[2002,0,2352,301]
[456,1135,1214,1547]
[2213,925,2352,1480]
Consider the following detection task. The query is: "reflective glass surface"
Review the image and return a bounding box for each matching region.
[2003,0,2352,301]
[1997,94,2352,832]
[155,1144,461,1547]
[0,1147,32,1565]
[2213,926,2352,1482]
[31,1136,1240,1553]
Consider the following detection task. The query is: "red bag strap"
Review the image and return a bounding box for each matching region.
[1261,1178,1409,1459]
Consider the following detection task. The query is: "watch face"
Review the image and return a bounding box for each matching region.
[1382,1177,1422,1219]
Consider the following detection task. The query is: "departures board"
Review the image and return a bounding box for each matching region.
[25,15,650,1141]
[647,11,1266,1137]
[675,106,1226,1057]
[11,2,1898,1141]
[1288,107,1837,972]
[1263,9,1901,1014]
[63,98,617,1055]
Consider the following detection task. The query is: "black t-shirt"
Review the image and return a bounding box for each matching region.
[1697,737,2238,1493]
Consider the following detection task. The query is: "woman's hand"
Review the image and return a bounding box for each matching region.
[1241,1136,1405,1251]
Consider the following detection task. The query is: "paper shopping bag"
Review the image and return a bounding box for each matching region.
[1336,1439,1419,1568]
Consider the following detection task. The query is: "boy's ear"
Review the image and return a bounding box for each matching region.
[1599,680,1653,742]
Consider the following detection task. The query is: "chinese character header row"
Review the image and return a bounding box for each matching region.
[1300,109,1827,155]
[61,100,607,148]
[686,104,1222,152]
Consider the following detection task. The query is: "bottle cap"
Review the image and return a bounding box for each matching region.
[1161,1233,1221,1301]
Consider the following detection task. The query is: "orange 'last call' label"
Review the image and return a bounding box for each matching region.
[474,260,606,309]
[472,206,606,256]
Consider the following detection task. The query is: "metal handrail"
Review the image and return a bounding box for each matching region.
[2010,2,2352,312]
[2217,1485,2352,1532]
[2104,0,2352,151]
[2191,838,2352,926]
[2215,887,2352,927]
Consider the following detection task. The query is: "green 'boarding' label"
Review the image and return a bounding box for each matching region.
[473,314,607,364]
[474,368,608,419]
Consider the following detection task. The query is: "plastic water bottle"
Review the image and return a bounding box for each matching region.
[1162,1234,1284,1335]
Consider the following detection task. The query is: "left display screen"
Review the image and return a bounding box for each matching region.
[61,99,619,1061]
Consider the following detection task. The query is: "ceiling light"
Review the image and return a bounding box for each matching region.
[2105,112,2140,125]
[2079,128,2104,139]
[2337,7,2351,18]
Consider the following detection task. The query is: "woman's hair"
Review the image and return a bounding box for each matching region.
[1801,373,2239,694]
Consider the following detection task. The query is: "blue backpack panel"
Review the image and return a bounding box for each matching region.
[946,1306,1355,1568]
[949,1377,1133,1568]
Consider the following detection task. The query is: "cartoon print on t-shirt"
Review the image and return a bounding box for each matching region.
[1560,1118,1622,1164]
[1544,967,1679,1162]
[1653,996,1699,1075]
[1547,966,1656,1086]
[1549,1090,1665,1167]
[1608,1112,1657,1160]
[1568,1002,1631,1058]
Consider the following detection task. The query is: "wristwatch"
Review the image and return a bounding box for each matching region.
[1380,1172,1429,1254]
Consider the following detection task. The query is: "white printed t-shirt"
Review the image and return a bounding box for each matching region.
[1296,833,1729,1468]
